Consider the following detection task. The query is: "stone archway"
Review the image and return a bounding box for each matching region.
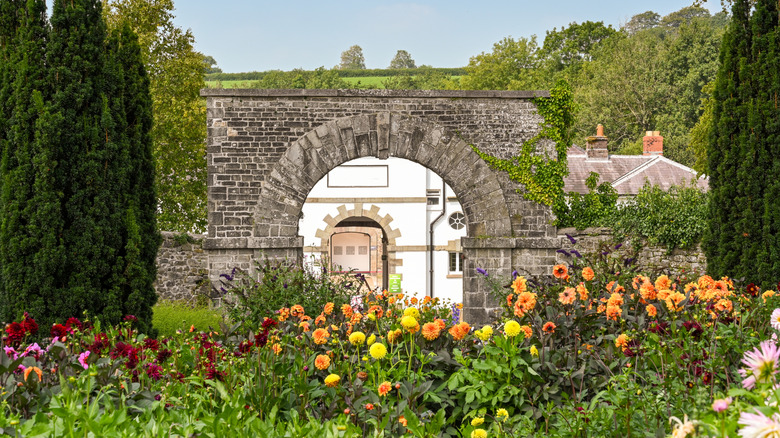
[203,89,563,323]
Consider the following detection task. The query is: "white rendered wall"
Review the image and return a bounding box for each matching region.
[299,157,466,303]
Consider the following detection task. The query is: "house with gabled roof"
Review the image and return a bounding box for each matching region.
[563,125,708,198]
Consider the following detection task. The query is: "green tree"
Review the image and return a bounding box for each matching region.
[539,21,617,75]
[623,11,660,35]
[339,45,366,69]
[105,0,207,233]
[460,36,540,90]
[573,31,670,150]
[705,0,780,287]
[654,16,723,165]
[389,50,416,69]
[203,54,222,73]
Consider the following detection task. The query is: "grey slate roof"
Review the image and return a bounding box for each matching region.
[563,146,708,195]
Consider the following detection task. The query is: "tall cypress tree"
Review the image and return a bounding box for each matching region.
[0,0,51,322]
[757,0,780,283]
[1,0,159,331]
[704,0,751,278]
[706,0,780,288]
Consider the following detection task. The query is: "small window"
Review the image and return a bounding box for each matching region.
[333,246,343,255]
[449,252,463,273]
[427,197,440,205]
[449,212,465,230]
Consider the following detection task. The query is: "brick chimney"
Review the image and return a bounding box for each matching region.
[643,131,663,156]
[586,124,609,160]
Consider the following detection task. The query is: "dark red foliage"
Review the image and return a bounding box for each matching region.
[205,366,226,381]
[648,321,669,335]
[261,318,278,330]
[90,333,110,354]
[50,324,68,339]
[156,349,173,364]
[143,338,160,351]
[145,363,163,381]
[123,315,138,322]
[254,331,268,348]
[622,339,643,357]
[682,320,703,339]
[746,283,760,297]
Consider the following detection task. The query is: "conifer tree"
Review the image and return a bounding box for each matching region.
[0,0,159,332]
[756,0,780,283]
[706,0,780,287]
[0,0,52,322]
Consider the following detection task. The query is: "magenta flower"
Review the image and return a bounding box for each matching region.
[78,351,90,369]
[3,346,18,360]
[739,340,780,389]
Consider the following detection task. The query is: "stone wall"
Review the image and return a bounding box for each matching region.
[556,227,707,277]
[202,89,564,324]
[154,231,210,302]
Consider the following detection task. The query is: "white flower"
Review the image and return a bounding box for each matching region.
[738,410,780,438]
[772,308,780,331]
[670,415,696,438]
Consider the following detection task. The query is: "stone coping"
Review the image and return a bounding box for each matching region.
[204,236,304,250]
[200,88,550,99]
[458,237,562,249]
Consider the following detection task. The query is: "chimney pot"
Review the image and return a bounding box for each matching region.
[586,124,609,160]
[643,131,663,156]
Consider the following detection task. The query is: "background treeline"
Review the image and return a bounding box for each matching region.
[205,67,466,81]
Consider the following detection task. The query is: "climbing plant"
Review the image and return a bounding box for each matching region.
[470,80,575,206]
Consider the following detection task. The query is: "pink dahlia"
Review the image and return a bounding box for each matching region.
[711,397,731,413]
[78,351,90,370]
[739,340,780,389]
[772,309,780,331]
[738,410,780,438]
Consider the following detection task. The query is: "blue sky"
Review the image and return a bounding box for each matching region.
[170,1,724,73]
[131,1,722,72]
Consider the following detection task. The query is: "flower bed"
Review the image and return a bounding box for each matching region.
[2,246,780,436]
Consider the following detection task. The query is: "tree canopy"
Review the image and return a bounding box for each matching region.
[339,45,366,69]
[389,50,416,69]
[105,0,208,233]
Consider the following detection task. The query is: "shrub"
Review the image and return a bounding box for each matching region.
[218,258,364,330]
[152,300,224,337]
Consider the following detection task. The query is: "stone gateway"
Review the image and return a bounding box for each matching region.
[201,89,563,323]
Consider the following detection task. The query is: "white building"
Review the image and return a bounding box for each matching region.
[299,157,466,304]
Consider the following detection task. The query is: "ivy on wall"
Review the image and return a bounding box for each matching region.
[470,80,575,206]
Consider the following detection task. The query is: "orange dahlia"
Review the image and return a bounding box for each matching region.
[323,302,335,315]
[520,325,532,339]
[640,281,657,301]
[542,322,556,333]
[654,275,671,291]
[582,267,595,282]
[511,276,528,294]
[552,264,568,280]
[449,322,471,340]
[315,354,331,370]
[646,304,657,317]
[558,287,576,305]
[291,304,305,317]
[312,328,329,345]
[367,305,384,319]
[342,304,353,319]
[378,381,392,396]
[576,283,589,301]
[422,322,441,341]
